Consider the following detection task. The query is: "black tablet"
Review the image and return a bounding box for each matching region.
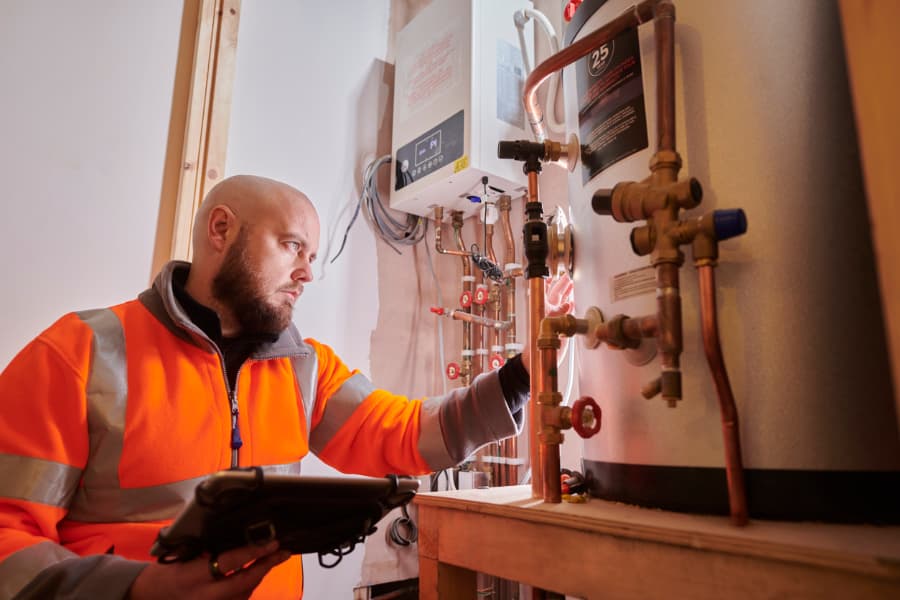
[150,468,419,567]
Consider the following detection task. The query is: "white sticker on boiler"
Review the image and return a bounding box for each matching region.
[397,17,464,119]
[611,265,656,303]
[496,39,525,129]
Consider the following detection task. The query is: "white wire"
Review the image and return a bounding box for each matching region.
[562,335,577,407]
[514,8,565,135]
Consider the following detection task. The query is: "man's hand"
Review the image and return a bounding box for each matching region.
[128,541,291,600]
[522,274,575,372]
[545,273,574,317]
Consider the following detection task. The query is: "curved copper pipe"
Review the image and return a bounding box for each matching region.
[432,206,470,257]
[523,0,659,141]
[698,264,749,526]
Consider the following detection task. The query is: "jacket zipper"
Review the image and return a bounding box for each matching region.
[219,356,243,469]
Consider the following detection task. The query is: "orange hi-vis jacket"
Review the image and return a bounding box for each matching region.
[0,261,521,599]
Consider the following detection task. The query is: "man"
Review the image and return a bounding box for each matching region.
[0,175,532,599]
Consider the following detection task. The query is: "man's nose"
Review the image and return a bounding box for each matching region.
[292,263,313,283]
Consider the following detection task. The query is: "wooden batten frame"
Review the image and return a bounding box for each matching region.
[153,0,240,278]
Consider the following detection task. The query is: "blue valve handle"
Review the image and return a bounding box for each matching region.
[712,209,747,241]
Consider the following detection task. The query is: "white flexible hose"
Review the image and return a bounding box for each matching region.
[514,8,565,135]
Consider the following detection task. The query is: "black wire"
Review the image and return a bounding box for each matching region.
[318,536,364,569]
[388,504,418,547]
[331,155,426,263]
[330,199,363,264]
[469,244,504,282]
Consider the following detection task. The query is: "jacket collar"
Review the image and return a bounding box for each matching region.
[139,260,313,359]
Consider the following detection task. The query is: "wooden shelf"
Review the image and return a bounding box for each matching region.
[416,486,900,599]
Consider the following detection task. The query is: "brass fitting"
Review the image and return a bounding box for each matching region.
[592,177,702,224]
[538,314,589,348]
[541,402,573,431]
[542,133,581,173]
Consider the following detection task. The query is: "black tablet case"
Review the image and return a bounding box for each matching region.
[150,468,419,567]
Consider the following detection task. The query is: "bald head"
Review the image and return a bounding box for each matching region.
[192,175,316,258]
[184,175,320,336]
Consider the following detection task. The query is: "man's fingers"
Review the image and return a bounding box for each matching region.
[217,551,292,596]
[214,541,280,576]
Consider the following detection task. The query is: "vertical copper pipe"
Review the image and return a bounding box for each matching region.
[526,172,545,499]
[500,196,518,356]
[452,212,473,386]
[499,195,518,485]
[650,0,682,405]
[485,222,503,353]
[657,262,682,405]
[654,1,676,153]
[698,265,748,526]
[539,343,561,503]
[475,220,487,376]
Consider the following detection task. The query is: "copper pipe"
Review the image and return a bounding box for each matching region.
[539,341,561,503]
[529,275,545,498]
[526,171,546,498]
[430,307,511,330]
[656,262,682,406]
[452,211,474,386]
[484,221,504,355]
[498,196,519,485]
[698,265,749,526]
[523,0,659,141]
[432,206,470,257]
[655,1,676,153]
[500,196,519,357]
[474,219,488,375]
[621,314,659,340]
[537,315,591,503]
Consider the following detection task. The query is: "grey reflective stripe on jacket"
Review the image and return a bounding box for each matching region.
[308,368,522,472]
[309,373,375,453]
[9,551,147,600]
[0,454,80,508]
[68,308,128,520]
[1,542,78,599]
[417,369,522,471]
[0,261,314,598]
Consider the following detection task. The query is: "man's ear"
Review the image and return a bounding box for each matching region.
[207,205,237,252]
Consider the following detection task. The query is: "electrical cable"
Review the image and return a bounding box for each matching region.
[387,504,418,547]
[331,155,426,263]
[470,244,504,282]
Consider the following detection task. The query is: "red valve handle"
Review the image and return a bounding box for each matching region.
[571,396,601,438]
[446,362,461,380]
[459,290,473,308]
[489,353,505,369]
[474,286,489,305]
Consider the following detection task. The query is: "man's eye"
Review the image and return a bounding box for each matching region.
[285,241,300,252]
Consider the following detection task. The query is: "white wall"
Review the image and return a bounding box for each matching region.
[225,2,392,596]
[0,1,181,366]
[0,1,570,597]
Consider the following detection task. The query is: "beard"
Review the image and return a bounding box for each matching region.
[211,226,294,336]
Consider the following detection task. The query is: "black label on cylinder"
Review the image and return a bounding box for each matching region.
[576,26,648,184]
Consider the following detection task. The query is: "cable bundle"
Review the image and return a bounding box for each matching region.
[331,155,426,263]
